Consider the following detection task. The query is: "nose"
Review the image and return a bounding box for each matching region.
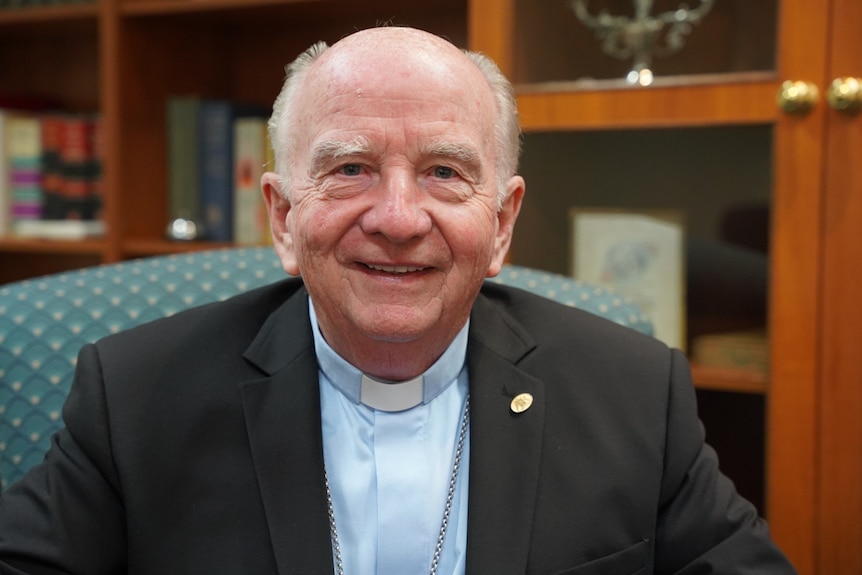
[360,172,433,242]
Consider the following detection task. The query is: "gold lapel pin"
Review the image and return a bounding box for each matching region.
[510,392,534,414]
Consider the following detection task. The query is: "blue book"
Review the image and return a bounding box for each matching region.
[197,100,235,242]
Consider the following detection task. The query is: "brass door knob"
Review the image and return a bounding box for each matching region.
[777,80,819,115]
[827,77,862,113]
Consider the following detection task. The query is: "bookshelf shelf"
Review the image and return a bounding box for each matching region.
[0,2,99,27]
[690,363,768,395]
[120,0,304,16]
[516,76,779,132]
[0,237,105,255]
[122,238,233,257]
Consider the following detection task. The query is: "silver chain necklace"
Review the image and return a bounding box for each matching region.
[324,397,471,575]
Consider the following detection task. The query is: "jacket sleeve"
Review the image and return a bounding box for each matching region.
[0,343,126,575]
[654,349,796,574]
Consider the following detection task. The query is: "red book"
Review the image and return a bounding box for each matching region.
[40,113,65,220]
[59,114,95,220]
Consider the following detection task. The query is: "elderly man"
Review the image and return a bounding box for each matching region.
[0,27,794,575]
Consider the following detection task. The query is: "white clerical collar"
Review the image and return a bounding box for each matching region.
[308,297,469,412]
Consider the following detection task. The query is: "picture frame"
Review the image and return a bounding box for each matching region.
[569,208,686,350]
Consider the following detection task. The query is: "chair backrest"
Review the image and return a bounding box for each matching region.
[0,247,652,490]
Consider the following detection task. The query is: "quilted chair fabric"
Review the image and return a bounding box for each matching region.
[0,247,653,491]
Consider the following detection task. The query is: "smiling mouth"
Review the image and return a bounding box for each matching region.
[365,263,427,274]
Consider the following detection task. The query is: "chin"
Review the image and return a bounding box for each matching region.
[362,321,433,344]
[358,310,441,344]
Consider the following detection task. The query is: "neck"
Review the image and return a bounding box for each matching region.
[328,335,450,381]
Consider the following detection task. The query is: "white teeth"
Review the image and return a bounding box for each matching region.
[367,264,424,274]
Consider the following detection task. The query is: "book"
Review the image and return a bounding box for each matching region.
[197,100,234,242]
[5,112,43,226]
[0,110,9,236]
[166,96,201,229]
[232,116,268,245]
[691,329,768,374]
[57,113,98,220]
[40,112,65,219]
[88,114,104,220]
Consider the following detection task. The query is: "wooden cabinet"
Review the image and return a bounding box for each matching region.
[469,0,861,573]
[1,0,860,572]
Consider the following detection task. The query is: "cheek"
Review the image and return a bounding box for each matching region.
[441,208,498,265]
[291,200,358,260]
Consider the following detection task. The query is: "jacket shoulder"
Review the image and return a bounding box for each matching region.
[95,277,304,350]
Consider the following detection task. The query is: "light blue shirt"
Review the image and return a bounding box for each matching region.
[310,299,470,575]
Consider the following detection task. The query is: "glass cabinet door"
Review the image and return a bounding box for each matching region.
[511,0,777,86]
[468,1,853,572]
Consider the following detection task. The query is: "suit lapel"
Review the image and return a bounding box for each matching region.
[465,294,546,575]
[240,291,334,575]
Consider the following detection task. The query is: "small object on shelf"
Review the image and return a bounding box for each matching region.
[568,0,715,86]
[570,208,685,350]
[165,216,201,242]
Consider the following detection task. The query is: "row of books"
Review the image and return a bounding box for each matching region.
[166,96,273,244]
[0,109,104,240]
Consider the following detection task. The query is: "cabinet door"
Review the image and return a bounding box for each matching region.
[469,0,833,573]
[815,0,862,572]
[766,2,830,574]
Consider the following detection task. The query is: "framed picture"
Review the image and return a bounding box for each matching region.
[569,208,686,350]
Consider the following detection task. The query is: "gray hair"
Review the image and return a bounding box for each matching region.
[267,38,522,207]
[267,40,329,194]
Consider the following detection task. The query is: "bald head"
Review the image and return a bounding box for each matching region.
[322,26,469,69]
[267,27,521,204]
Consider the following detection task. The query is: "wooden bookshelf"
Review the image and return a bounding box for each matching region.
[2,1,861,573]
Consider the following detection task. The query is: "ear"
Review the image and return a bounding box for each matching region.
[261,171,300,276]
[487,175,525,278]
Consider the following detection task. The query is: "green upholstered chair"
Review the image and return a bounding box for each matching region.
[0,247,653,491]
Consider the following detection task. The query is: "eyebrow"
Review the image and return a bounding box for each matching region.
[309,136,371,174]
[426,141,480,164]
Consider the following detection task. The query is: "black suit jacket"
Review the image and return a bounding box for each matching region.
[0,278,795,574]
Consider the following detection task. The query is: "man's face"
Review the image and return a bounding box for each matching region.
[263,31,523,378]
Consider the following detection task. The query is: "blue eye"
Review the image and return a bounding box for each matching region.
[340,164,362,176]
[433,166,456,179]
